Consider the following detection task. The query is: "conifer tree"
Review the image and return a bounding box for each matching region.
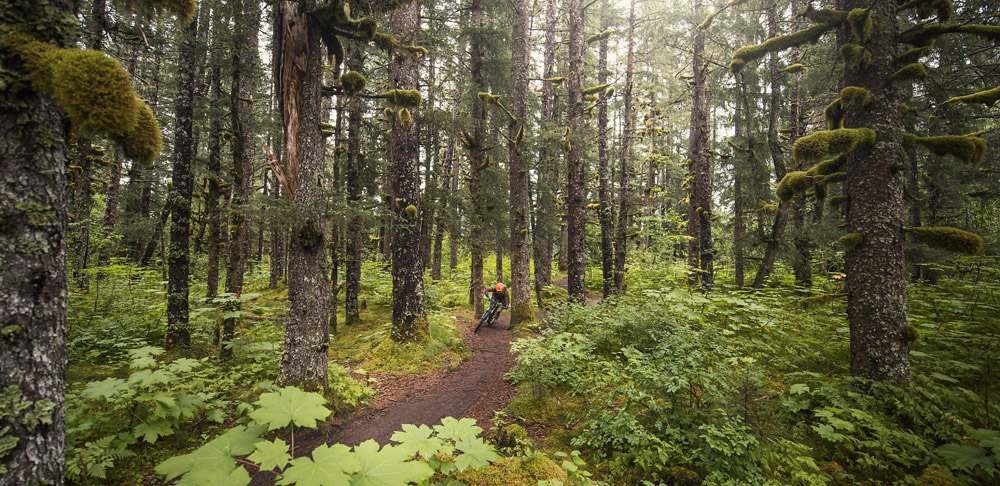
[596,0,615,298]
[687,0,714,291]
[509,0,535,324]
[564,0,587,300]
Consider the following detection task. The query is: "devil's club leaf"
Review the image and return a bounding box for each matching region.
[278,444,358,485]
[433,417,482,443]
[390,424,446,458]
[350,440,434,486]
[248,439,292,472]
[452,437,499,471]
[250,386,332,431]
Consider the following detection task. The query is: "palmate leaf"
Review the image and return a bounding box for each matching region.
[133,420,173,443]
[390,424,447,459]
[250,386,332,431]
[433,417,482,443]
[249,438,292,472]
[279,444,359,485]
[128,368,177,387]
[155,424,264,484]
[82,377,128,400]
[452,436,499,471]
[350,440,434,486]
[935,443,994,472]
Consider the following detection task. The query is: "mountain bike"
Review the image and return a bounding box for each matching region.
[474,295,502,334]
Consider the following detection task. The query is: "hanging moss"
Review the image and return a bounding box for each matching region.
[783,63,806,74]
[800,5,849,24]
[478,92,501,105]
[397,108,413,129]
[901,0,953,21]
[340,70,366,96]
[44,47,140,135]
[945,86,1000,106]
[730,23,836,73]
[907,226,983,254]
[320,122,335,137]
[120,101,162,164]
[543,76,565,84]
[895,46,932,65]
[404,204,417,218]
[793,128,876,163]
[889,63,927,84]
[374,31,398,51]
[776,171,815,201]
[840,86,872,111]
[381,89,422,107]
[908,134,986,163]
[840,43,872,70]
[847,8,872,42]
[822,171,847,184]
[829,194,848,207]
[901,23,1000,46]
[586,29,614,43]
[839,232,863,249]
[824,99,844,129]
[807,155,846,176]
[583,83,611,96]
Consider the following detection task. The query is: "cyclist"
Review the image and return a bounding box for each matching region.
[475,281,508,333]
[483,280,509,310]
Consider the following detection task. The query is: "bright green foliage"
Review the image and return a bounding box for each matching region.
[248,439,292,471]
[340,70,367,96]
[351,440,435,485]
[946,86,1000,106]
[279,444,359,485]
[730,23,836,73]
[381,89,422,107]
[783,63,806,74]
[840,86,872,111]
[793,128,876,163]
[889,63,928,84]
[391,424,445,459]
[907,134,987,163]
[907,226,984,254]
[935,429,1000,475]
[154,424,264,484]
[249,386,332,431]
[776,171,815,202]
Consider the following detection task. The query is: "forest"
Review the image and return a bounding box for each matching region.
[1,0,999,483]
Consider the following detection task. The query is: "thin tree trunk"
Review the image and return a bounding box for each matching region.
[565,0,586,300]
[686,0,713,291]
[508,0,534,323]
[166,17,199,349]
[596,0,614,299]
[432,136,454,280]
[205,11,226,299]
[344,53,364,325]
[533,0,559,303]
[612,0,635,295]
[467,0,488,317]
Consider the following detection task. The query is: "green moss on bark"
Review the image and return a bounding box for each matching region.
[825,99,844,129]
[792,128,876,163]
[839,232,863,249]
[381,89,422,107]
[907,226,983,254]
[120,101,163,163]
[945,86,1000,106]
[847,8,872,41]
[776,171,815,201]
[908,134,987,163]
[783,63,806,74]
[841,43,872,70]
[510,301,536,326]
[889,63,927,84]
[730,23,836,73]
[840,86,872,111]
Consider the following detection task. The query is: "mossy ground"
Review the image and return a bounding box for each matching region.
[452,455,567,485]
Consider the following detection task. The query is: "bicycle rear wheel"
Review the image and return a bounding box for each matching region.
[474,306,492,333]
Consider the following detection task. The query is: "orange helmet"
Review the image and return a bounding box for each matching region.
[495,282,506,292]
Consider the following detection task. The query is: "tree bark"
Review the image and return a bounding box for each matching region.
[278,0,332,390]
[431,136,454,280]
[508,0,534,323]
[344,53,365,325]
[205,9,226,300]
[532,0,559,304]
[565,0,586,300]
[596,0,614,299]
[467,0,488,317]
[686,0,713,291]
[842,0,910,381]
[166,17,199,349]
[612,0,636,295]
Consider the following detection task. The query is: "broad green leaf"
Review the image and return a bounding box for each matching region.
[129,355,158,369]
[249,439,292,472]
[390,424,446,458]
[134,421,173,443]
[278,444,358,486]
[167,357,202,373]
[936,444,994,472]
[128,368,177,387]
[82,378,128,400]
[452,437,499,471]
[433,417,482,443]
[788,383,809,395]
[350,440,434,486]
[250,386,332,431]
[155,424,264,483]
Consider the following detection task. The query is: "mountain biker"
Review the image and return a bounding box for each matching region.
[483,281,509,311]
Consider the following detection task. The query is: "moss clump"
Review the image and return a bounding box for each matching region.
[730,23,836,73]
[896,46,932,65]
[907,226,983,254]
[783,63,806,74]
[586,29,614,43]
[840,86,872,111]
[381,89,422,107]
[478,91,501,105]
[403,204,417,218]
[847,8,872,41]
[800,5,849,24]
[903,324,920,343]
[824,99,844,130]
[909,134,987,163]
[839,232,863,249]
[340,70,366,96]
[917,464,959,486]
[543,76,564,84]
[493,423,531,454]
[776,171,815,201]
[901,23,1000,46]
[583,83,611,96]
[945,86,1000,106]
[889,63,927,84]
[807,155,847,177]
[822,171,846,184]
[793,128,876,163]
[452,455,566,486]
[119,101,163,163]
[397,108,413,130]
[840,43,872,70]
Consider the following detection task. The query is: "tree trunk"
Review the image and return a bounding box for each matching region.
[612,0,635,295]
[733,95,746,288]
[686,0,713,291]
[221,0,259,359]
[166,18,199,349]
[431,136,453,280]
[596,0,614,299]
[344,53,365,325]
[0,3,71,481]
[565,0,586,300]
[467,0,488,317]
[533,0,559,303]
[388,1,427,342]
[205,12,226,299]
[508,0,534,323]
[842,0,910,381]
[278,0,332,390]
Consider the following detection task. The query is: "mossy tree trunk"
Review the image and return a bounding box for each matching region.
[467,0,487,318]
[0,3,72,482]
[431,136,454,281]
[509,0,534,324]
[345,53,365,325]
[565,0,587,300]
[166,17,199,349]
[205,8,227,300]
[388,1,427,342]
[532,0,559,304]
[612,0,635,295]
[686,0,713,291]
[278,0,332,390]
[222,0,259,358]
[841,0,910,381]
[596,0,614,299]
